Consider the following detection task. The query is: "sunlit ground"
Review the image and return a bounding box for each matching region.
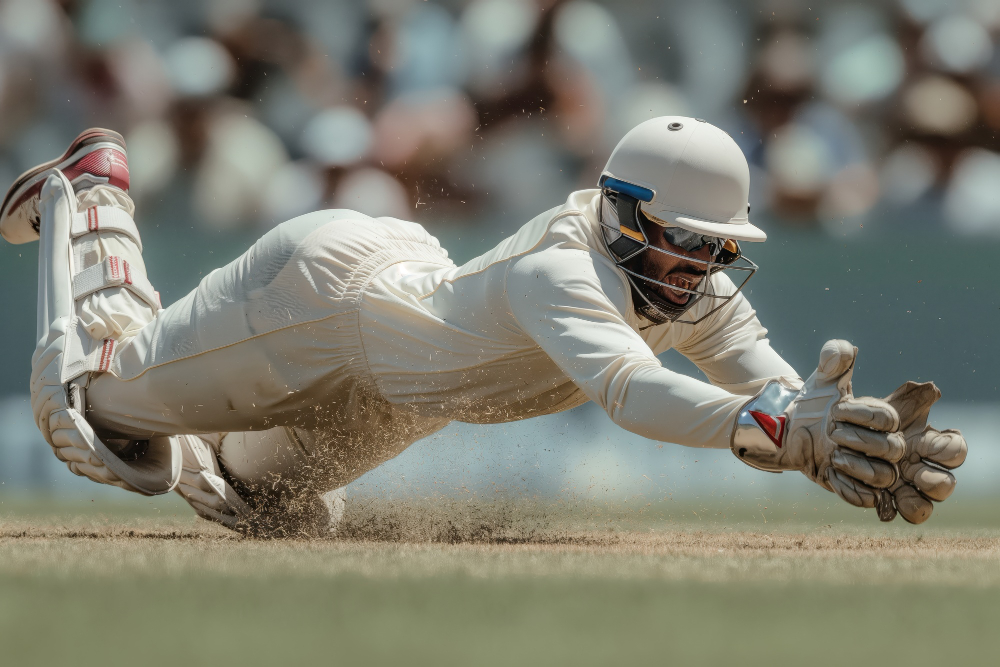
[0,493,997,666]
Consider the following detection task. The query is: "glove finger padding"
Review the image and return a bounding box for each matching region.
[828,469,879,508]
[893,483,934,524]
[829,422,906,462]
[815,339,858,382]
[830,396,900,433]
[886,381,940,432]
[900,460,956,501]
[910,428,967,469]
[830,449,897,488]
[881,380,967,523]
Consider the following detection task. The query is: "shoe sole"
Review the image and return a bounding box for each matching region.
[0,128,127,241]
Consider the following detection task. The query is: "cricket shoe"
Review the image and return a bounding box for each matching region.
[1,128,130,244]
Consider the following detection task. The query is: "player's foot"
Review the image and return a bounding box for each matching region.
[1,128,129,244]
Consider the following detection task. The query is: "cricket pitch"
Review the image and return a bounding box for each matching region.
[1,494,998,666]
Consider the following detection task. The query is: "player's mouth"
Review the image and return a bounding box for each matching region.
[659,273,701,304]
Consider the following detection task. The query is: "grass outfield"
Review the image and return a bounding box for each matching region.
[0,494,998,666]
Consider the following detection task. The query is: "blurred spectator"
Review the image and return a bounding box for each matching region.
[3,0,1000,237]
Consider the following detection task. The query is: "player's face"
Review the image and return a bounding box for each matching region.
[638,229,713,305]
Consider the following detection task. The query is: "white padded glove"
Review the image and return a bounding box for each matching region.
[733,339,906,509]
[880,381,967,524]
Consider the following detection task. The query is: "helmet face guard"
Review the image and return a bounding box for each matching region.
[598,176,758,326]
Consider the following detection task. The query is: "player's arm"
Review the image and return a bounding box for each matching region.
[505,246,749,449]
[655,274,802,395]
[671,276,966,523]
[506,248,967,523]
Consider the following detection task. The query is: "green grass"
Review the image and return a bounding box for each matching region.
[4,575,998,666]
[0,494,998,666]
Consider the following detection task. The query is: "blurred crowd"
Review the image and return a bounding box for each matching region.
[2,0,1000,239]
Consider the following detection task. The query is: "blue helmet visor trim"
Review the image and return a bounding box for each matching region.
[600,176,654,203]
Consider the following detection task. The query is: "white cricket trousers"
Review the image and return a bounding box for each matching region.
[86,210,452,489]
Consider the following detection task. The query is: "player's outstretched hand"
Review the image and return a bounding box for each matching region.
[787,340,907,508]
[733,339,907,513]
[878,381,967,524]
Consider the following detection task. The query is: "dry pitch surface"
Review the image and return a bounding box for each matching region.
[1,494,998,666]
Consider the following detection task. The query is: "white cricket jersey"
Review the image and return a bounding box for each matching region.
[360,189,801,449]
[88,188,800,469]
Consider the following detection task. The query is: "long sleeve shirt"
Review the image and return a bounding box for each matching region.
[360,189,801,449]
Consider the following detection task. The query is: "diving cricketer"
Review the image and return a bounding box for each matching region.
[1,116,967,534]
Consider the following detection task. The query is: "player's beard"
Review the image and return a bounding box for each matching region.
[635,252,707,305]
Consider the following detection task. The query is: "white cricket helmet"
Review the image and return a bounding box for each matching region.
[598,116,763,326]
[603,116,765,242]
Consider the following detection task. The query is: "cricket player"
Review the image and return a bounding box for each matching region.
[1,117,966,535]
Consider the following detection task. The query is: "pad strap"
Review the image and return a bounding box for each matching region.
[73,255,160,311]
[62,322,122,382]
[59,206,157,382]
[71,206,143,251]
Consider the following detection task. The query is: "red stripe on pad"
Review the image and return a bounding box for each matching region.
[98,339,116,372]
